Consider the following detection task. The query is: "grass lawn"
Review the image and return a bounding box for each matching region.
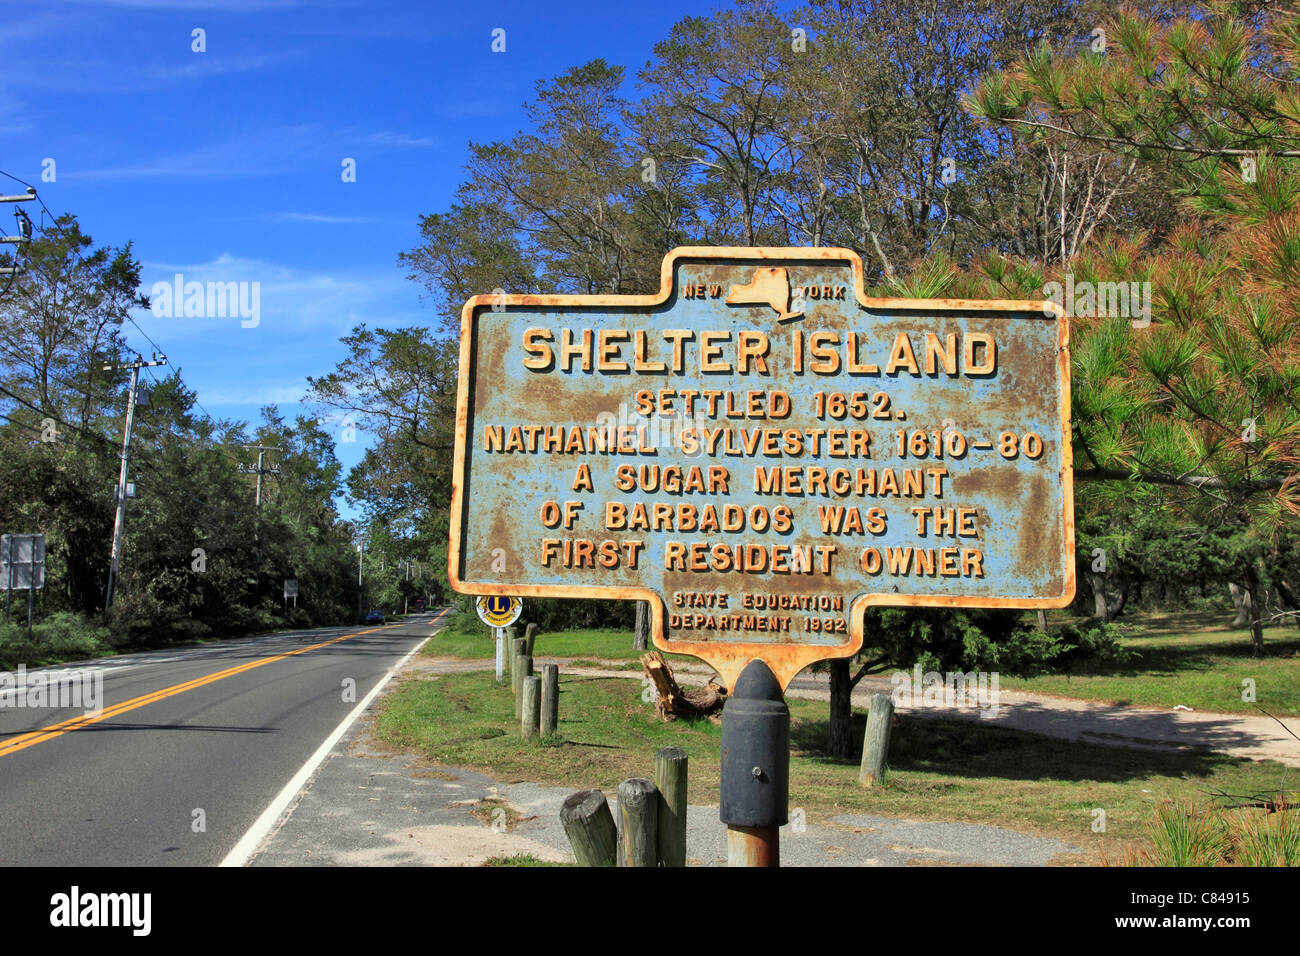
[426,610,694,664]
[433,608,1300,717]
[1005,609,1300,717]
[373,667,1295,865]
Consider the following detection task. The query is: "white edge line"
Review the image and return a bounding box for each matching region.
[219,610,452,867]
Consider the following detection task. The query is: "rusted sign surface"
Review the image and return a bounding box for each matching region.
[449,247,1074,690]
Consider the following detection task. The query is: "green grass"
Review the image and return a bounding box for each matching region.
[482,853,572,867]
[1125,801,1300,866]
[1005,609,1300,716]
[427,611,694,664]
[374,667,1296,864]
[435,608,1300,717]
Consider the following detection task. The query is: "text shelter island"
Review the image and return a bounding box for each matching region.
[448,247,1075,691]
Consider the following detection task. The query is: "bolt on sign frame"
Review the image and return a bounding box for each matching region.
[449,247,1074,691]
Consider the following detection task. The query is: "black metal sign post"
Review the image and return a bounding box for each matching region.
[719,660,790,866]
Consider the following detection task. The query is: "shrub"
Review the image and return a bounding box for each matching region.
[1123,799,1298,866]
[1050,619,1136,673]
[0,611,113,669]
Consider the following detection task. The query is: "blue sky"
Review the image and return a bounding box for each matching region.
[0,0,725,519]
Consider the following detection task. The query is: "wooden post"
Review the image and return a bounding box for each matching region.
[616,778,659,867]
[859,693,895,787]
[654,746,688,867]
[524,621,539,656]
[511,637,527,708]
[508,637,526,692]
[560,789,618,867]
[540,664,559,737]
[521,675,541,740]
[514,653,533,719]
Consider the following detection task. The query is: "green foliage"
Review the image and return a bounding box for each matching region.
[0,220,367,663]
[860,606,1063,677]
[0,611,113,669]
[1230,807,1300,866]
[517,597,635,634]
[1049,619,1136,671]
[1134,801,1233,866]
[1127,801,1299,867]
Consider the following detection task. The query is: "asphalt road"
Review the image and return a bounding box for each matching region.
[0,610,449,866]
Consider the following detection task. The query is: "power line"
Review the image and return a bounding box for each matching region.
[0,381,117,453]
[0,167,238,460]
[0,409,51,440]
[0,338,114,405]
[0,170,323,522]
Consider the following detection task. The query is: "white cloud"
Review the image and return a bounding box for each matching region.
[68,123,439,181]
[134,252,425,339]
[365,130,436,148]
[263,212,404,225]
[201,383,308,406]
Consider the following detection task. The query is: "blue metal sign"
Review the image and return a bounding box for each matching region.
[450,248,1074,690]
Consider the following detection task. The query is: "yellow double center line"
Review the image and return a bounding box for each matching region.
[0,609,450,760]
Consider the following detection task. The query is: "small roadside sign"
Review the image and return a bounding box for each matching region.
[1,533,45,590]
[475,595,523,628]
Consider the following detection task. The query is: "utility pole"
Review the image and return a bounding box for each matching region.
[1,187,36,296]
[357,541,365,619]
[400,558,411,615]
[241,444,283,508]
[104,354,167,609]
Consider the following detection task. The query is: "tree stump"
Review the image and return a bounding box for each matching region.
[640,650,726,721]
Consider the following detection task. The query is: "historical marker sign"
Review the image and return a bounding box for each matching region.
[449,247,1074,690]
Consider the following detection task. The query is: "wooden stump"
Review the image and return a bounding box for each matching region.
[524,622,539,656]
[521,675,541,740]
[616,778,659,867]
[560,789,617,867]
[654,746,688,867]
[509,636,527,702]
[514,653,533,719]
[540,664,559,737]
[859,693,895,787]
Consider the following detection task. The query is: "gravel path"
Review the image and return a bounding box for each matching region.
[245,652,1295,868]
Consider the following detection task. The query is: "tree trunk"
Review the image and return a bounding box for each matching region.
[1088,572,1129,622]
[828,659,853,760]
[633,600,650,651]
[1108,578,1131,621]
[1273,579,1300,630]
[1229,582,1252,628]
[1088,571,1109,620]
[1242,567,1266,655]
